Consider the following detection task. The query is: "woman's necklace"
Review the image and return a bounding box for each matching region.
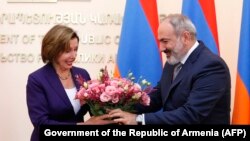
[57,72,71,80]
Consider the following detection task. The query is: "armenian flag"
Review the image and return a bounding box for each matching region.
[182,0,220,55]
[114,0,162,86]
[232,0,250,124]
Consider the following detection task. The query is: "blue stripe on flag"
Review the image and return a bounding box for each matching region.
[182,0,219,55]
[238,0,250,93]
[117,0,162,86]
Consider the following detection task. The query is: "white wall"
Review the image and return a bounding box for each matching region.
[0,0,242,140]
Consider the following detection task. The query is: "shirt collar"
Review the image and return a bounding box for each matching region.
[180,40,199,64]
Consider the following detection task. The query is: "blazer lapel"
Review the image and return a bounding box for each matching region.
[45,64,73,108]
[169,62,188,89]
[161,64,175,104]
[163,43,204,104]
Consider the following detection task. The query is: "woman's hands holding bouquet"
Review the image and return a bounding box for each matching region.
[77,114,115,125]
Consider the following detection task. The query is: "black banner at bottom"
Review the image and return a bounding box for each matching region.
[40,125,250,140]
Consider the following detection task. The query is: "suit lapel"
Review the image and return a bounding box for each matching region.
[45,64,73,108]
[169,62,188,90]
[161,64,175,103]
[162,43,205,104]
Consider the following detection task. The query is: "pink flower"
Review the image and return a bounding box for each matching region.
[105,85,117,96]
[100,92,111,102]
[111,94,119,104]
[75,66,152,116]
[140,92,151,106]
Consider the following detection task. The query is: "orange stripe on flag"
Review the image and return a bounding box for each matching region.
[113,64,120,78]
[232,73,250,124]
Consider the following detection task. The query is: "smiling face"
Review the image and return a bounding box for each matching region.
[157,14,198,66]
[158,20,187,65]
[55,37,78,71]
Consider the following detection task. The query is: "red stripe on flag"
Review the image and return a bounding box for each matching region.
[139,0,162,61]
[140,0,159,45]
[198,0,220,54]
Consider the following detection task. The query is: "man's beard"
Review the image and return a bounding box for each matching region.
[167,39,185,65]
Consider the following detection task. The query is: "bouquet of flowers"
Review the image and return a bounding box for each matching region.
[75,66,153,116]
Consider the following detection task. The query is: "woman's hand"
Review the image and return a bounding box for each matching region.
[77,114,115,125]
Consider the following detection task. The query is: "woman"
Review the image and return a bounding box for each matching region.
[26,24,113,141]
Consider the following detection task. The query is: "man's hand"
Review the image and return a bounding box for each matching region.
[108,109,137,125]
